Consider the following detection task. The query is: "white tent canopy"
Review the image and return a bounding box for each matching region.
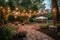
[35,16,48,19]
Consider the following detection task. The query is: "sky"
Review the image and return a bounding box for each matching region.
[42,0,51,9]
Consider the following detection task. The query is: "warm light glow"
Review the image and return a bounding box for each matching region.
[52,8,57,12]
[7,7,10,10]
[0,6,3,9]
[2,8,5,15]
[29,10,32,13]
[16,12,18,15]
[15,7,19,11]
[23,10,26,12]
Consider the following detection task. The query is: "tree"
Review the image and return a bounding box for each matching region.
[20,0,31,10]
[0,0,7,7]
[57,0,60,22]
[0,0,44,10]
[52,0,59,25]
[17,0,44,10]
[8,0,17,10]
[48,12,53,20]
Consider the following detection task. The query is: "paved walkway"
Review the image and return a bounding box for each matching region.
[12,23,55,40]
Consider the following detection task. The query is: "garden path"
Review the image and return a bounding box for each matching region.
[12,23,55,40]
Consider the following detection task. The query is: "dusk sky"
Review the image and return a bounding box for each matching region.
[42,0,51,9]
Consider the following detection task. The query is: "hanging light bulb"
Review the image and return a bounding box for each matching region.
[16,12,18,15]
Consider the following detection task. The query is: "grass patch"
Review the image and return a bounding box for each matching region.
[40,24,49,29]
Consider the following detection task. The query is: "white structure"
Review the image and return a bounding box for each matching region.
[35,16,48,23]
[36,16,48,19]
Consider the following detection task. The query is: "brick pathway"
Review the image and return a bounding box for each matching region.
[12,23,55,40]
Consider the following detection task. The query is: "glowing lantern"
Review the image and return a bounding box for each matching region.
[2,9,5,15]
[52,8,57,16]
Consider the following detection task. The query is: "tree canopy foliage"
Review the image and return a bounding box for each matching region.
[0,0,44,10]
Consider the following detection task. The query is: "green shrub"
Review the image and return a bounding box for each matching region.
[40,24,49,29]
[57,32,60,36]
[0,24,17,40]
[47,12,53,20]
[29,15,36,22]
[17,31,27,38]
[8,15,15,22]
[17,16,27,21]
[16,16,22,22]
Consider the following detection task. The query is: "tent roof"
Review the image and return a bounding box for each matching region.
[35,16,48,19]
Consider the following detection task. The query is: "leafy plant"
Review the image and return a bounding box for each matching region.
[48,12,53,20]
[29,15,36,22]
[40,24,49,29]
[17,31,27,38]
[8,15,15,22]
[0,24,17,40]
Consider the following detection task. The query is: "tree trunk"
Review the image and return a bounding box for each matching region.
[52,0,59,25]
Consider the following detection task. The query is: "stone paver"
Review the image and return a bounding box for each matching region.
[13,23,55,40]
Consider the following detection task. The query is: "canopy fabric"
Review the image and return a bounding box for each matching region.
[35,16,48,19]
